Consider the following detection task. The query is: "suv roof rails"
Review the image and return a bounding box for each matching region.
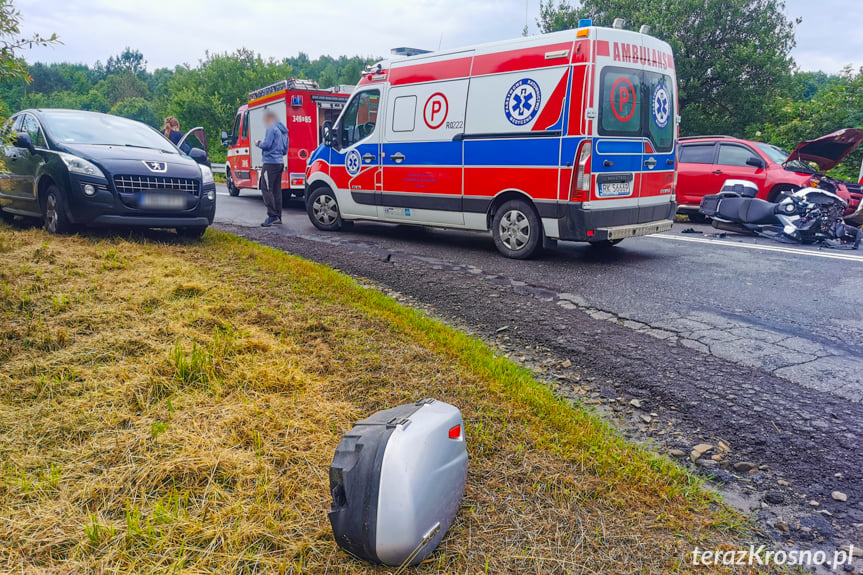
[679,135,736,141]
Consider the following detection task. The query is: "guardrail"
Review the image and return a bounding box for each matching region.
[211,163,227,175]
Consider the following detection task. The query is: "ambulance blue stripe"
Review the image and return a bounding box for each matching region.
[464,138,561,167]
[381,142,462,166]
[595,139,642,154]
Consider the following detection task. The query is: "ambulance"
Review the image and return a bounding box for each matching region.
[222,79,351,199]
[305,22,678,258]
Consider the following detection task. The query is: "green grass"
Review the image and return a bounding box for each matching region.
[0,224,765,574]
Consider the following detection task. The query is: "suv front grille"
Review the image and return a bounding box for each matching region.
[114,175,200,195]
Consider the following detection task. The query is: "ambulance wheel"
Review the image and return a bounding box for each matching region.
[226,169,239,197]
[307,187,343,231]
[492,199,541,259]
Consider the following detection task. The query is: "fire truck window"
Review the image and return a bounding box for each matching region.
[230,114,241,143]
[340,90,380,148]
[718,144,758,167]
[241,111,249,140]
[679,144,716,165]
[599,67,642,137]
[392,96,417,133]
[645,72,674,153]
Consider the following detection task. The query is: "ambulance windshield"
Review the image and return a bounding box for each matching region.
[339,89,380,148]
[599,67,674,153]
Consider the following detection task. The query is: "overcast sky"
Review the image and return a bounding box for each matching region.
[18,0,863,74]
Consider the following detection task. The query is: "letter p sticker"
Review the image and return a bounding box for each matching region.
[424,93,449,129]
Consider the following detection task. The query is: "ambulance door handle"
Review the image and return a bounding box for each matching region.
[362,153,376,164]
[391,152,406,164]
[644,158,657,168]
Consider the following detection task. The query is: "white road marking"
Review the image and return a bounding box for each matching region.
[652,233,863,262]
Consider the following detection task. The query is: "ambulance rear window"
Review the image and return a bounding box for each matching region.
[599,68,642,137]
[645,71,674,153]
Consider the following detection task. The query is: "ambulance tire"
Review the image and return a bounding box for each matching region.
[492,199,542,259]
[307,186,344,231]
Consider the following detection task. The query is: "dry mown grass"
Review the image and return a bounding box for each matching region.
[0,226,762,574]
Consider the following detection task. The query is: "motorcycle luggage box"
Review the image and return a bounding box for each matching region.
[720,179,759,198]
[329,399,468,566]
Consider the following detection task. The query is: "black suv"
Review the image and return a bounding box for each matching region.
[0,109,216,237]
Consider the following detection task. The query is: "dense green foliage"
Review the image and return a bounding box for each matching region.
[0,48,374,161]
[538,0,862,181]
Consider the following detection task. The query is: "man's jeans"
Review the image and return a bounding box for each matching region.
[261,163,284,219]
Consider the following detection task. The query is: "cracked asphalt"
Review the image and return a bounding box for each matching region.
[215,187,863,566]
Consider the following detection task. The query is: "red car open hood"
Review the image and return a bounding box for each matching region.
[786,128,863,172]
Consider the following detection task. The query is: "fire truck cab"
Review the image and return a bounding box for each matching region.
[222,79,351,199]
[305,23,678,259]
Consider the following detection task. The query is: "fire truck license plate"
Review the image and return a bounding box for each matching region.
[598,182,632,198]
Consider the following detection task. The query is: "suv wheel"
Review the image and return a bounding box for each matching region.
[43,185,73,234]
[177,226,207,239]
[492,199,542,259]
[227,169,240,197]
[307,187,343,231]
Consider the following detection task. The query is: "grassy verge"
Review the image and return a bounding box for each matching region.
[0,225,757,573]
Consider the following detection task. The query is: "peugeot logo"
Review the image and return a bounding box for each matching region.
[143,161,167,173]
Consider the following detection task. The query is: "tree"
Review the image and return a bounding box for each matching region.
[0,0,58,83]
[106,47,147,75]
[751,67,863,181]
[110,97,158,126]
[538,0,797,136]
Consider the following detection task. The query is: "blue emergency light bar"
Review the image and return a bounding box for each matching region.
[579,18,592,27]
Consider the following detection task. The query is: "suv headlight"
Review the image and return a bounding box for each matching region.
[199,164,214,186]
[58,152,106,178]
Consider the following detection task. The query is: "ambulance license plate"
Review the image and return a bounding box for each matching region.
[139,193,187,210]
[598,182,632,198]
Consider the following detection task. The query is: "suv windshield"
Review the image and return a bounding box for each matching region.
[41,111,176,153]
[755,143,789,165]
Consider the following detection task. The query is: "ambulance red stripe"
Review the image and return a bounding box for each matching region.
[471,42,575,76]
[389,57,473,86]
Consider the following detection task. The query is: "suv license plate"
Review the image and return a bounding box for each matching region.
[139,193,187,210]
[598,182,632,198]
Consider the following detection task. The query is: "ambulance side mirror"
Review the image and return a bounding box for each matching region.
[321,121,334,148]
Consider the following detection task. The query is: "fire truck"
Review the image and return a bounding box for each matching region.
[222,79,351,199]
[305,21,679,259]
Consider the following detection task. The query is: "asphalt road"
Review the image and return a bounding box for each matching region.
[214,185,863,556]
[215,186,863,404]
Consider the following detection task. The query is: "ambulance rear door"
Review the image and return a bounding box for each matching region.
[592,29,647,210]
[639,34,676,213]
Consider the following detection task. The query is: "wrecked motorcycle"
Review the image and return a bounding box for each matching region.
[699,179,863,249]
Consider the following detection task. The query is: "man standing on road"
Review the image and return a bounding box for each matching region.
[256,110,289,227]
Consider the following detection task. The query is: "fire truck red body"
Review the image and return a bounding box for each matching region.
[223,79,351,198]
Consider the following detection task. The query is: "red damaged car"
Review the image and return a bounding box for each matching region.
[676,129,863,224]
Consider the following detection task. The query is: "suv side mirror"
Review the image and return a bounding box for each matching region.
[14,132,34,151]
[746,156,766,169]
[189,147,210,166]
